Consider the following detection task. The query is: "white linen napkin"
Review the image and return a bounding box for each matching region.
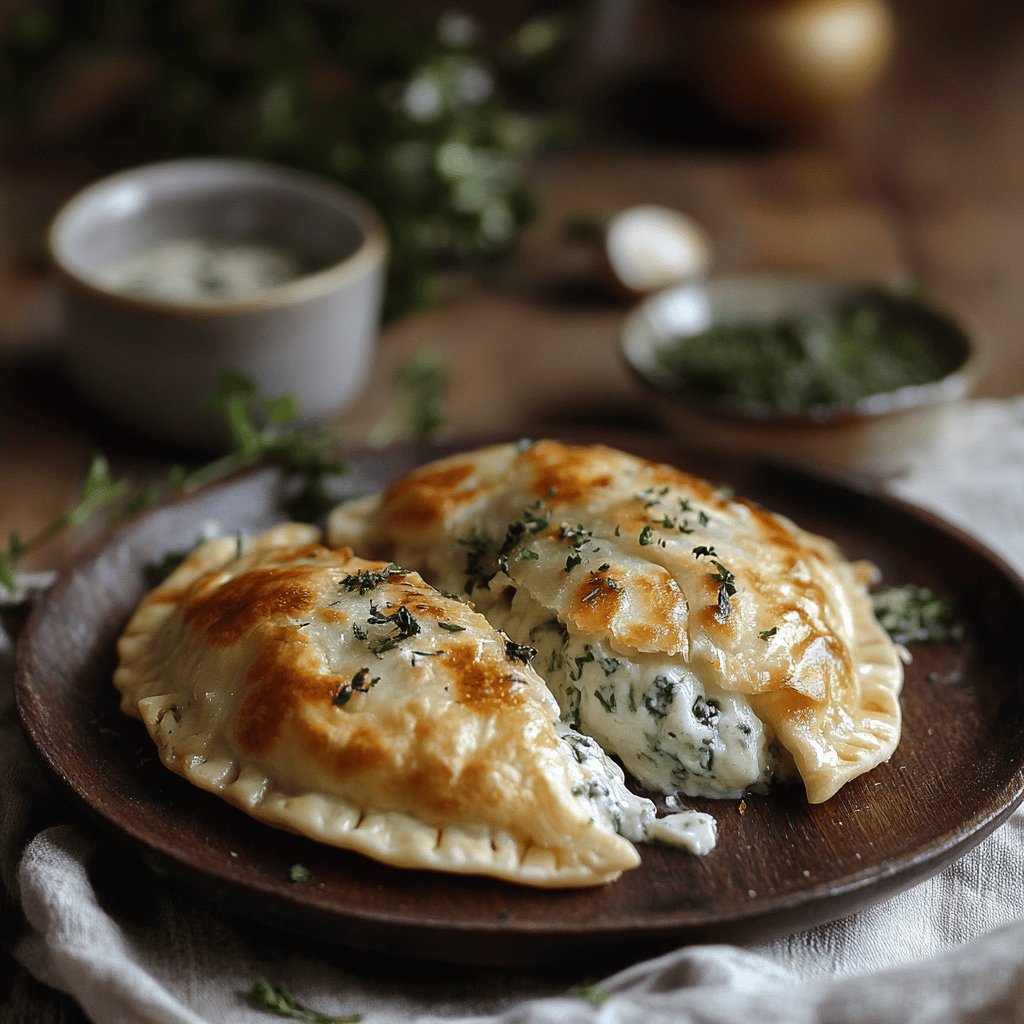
[4,397,1024,1024]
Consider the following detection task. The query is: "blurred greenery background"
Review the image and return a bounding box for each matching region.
[0,1,578,319]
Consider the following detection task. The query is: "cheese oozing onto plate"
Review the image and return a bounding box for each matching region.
[328,440,903,805]
[115,523,715,888]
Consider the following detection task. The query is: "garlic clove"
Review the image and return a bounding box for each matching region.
[604,205,712,297]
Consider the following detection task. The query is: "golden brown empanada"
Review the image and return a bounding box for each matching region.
[115,523,714,888]
[328,440,903,804]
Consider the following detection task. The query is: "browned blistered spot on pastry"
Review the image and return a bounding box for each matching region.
[619,572,688,652]
[523,440,613,502]
[327,725,390,775]
[399,585,453,620]
[733,499,806,556]
[766,688,818,719]
[278,542,330,561]
[641,461,720,504]
[382,463,478,528]
[233,635,339,756]
[185,567,317,646]
[446,643,526,711]
[405,761,461,816]
[318,607,349,625]
[697,572,741,643]
[572,569,623,633]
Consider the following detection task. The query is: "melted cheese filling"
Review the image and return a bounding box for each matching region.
[489,587,783,799]
[557,723,717,856]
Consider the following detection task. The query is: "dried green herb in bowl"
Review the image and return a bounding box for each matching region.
[653,298,958,416]
[621,275,981,476]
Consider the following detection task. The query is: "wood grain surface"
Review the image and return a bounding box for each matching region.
[15,438,1024,966]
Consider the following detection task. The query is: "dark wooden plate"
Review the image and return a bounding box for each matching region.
[14,436,1024,967]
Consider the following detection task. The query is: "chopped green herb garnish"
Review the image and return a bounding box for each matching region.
[692,545,717,559]
[568,983,610,1005]
[458,532,497,594]
[333,667,380,705]
[643,675,676,717]
[496,520,528,574]
[503,633,538,664]
[872,585,958,645]
[248,978,361,1023]
[653,297,957,414]
[339,564,408,594]
[638,525,654,546]
[703,556,737,618]
[522,500,550,533]
[410,649,446,666]
[437,621,465,632]
[365,603,421,655]
[758,627,779,641]
[559,522,591,546]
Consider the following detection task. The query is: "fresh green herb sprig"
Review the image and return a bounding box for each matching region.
[0,371,348,597]
[369,348,448,446]
[204,370,348,523]
[248,978,361,1023]
[0,453,128,593]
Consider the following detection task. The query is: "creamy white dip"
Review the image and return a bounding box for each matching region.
[98,237,306,302]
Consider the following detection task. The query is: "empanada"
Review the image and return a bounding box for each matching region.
[328,440,903,804]
[115,523,714,888]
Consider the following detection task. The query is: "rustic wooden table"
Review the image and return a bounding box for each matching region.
[2,2,1023,1017]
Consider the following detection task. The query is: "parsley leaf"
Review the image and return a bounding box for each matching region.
[288,864,312,884]
[338,564,408,594]
[248,979,361,1023]
[568,983,610,1004]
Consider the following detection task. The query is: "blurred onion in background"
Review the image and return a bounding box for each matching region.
[672,0,895,137]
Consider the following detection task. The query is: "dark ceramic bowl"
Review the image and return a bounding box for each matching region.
[621,275,981,477]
